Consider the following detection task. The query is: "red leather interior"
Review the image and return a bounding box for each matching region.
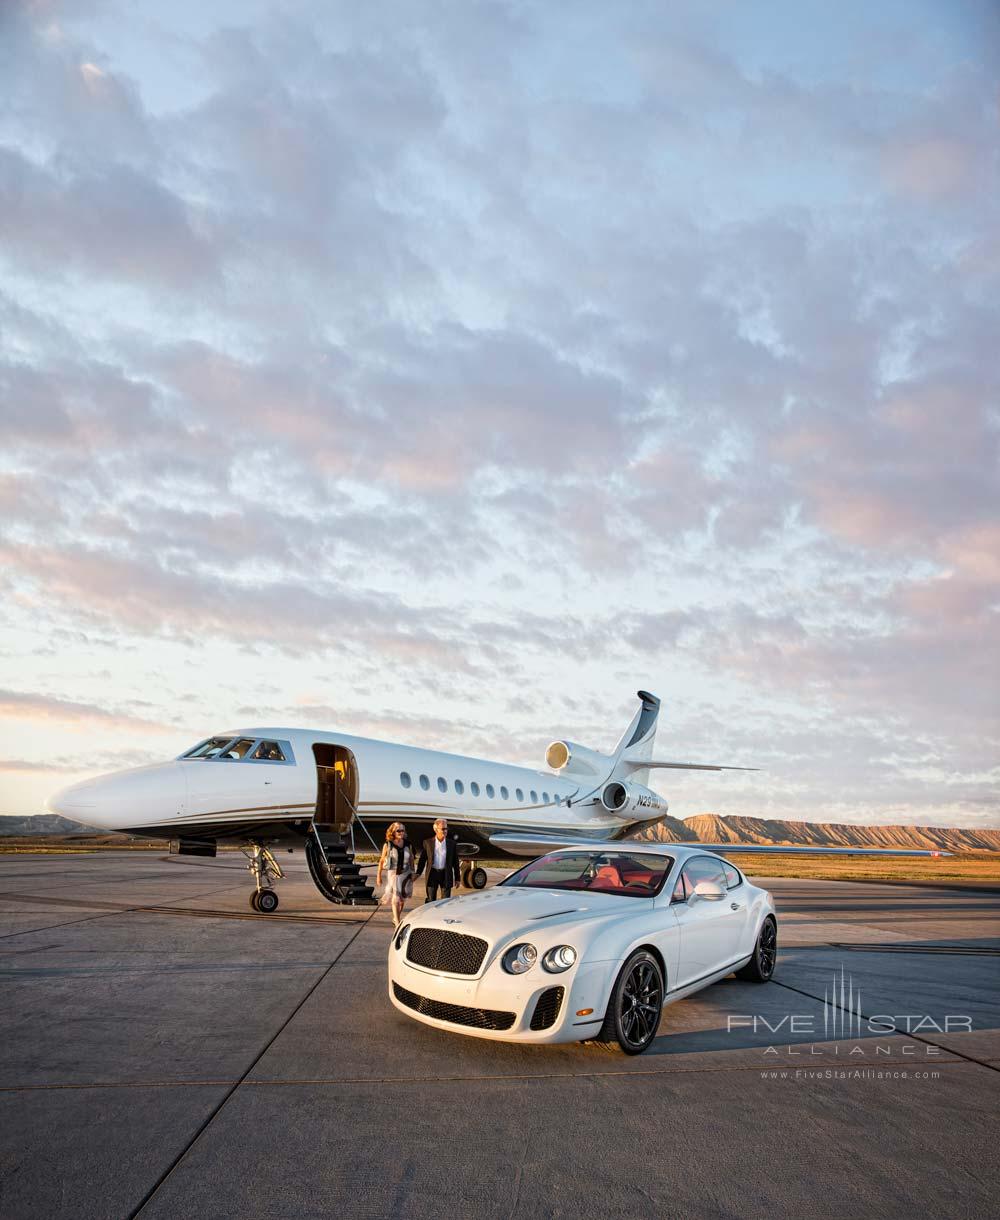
[595,865,624,888]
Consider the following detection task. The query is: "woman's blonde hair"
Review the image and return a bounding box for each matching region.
[385,821,405,842]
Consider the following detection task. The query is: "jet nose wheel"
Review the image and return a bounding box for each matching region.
[468,866,488,889]
[256,889,279,914]
[243,844,285,914]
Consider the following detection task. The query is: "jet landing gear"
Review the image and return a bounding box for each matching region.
[461,865,488,890]
[243,843,284,913]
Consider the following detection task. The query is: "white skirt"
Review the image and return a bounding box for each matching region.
[382,870,411,904]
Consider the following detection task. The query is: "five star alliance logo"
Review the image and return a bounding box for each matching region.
[823,964,864,1040]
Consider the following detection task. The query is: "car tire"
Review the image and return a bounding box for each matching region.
[596,950,664,1055]
[736,916,777,982]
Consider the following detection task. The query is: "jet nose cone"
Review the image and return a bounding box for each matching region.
[46,764,186,832]
[46,779,97,820]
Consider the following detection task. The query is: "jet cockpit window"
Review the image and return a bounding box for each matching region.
[251,740,285,762]
[220,738,255,759]
[183,736,237,759]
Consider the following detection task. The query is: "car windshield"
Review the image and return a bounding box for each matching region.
[501,850,674,898]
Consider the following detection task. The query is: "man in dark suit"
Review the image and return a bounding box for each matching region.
[417,818,461,901]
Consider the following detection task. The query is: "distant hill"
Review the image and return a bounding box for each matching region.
[0,814,89,837]
[639,813,1000,853]
[635,814,693,842]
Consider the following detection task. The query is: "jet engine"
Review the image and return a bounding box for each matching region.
[545,740,610,777]
[599,779,668,819]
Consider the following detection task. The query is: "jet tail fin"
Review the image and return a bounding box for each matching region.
[611,690,661,784]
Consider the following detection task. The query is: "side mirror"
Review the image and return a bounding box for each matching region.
[691,879,726,902]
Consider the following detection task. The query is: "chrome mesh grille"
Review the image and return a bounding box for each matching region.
[393,983,515,1031]
[406,927,488,975]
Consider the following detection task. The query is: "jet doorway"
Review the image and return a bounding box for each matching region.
[313,743,359,834]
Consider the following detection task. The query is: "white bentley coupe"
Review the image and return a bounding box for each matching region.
[387,843,777,1054]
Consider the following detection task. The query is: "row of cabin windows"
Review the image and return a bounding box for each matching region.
[398,772,568,806]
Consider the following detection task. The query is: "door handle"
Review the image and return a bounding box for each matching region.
[730,902,741,910]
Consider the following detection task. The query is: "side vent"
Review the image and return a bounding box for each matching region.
[529,986,565,1031]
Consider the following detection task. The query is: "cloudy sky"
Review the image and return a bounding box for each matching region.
[1,0,997,828]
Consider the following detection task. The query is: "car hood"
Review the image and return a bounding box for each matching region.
[405,885,651,942]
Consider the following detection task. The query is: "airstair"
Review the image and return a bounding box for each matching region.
[305,826,379,906]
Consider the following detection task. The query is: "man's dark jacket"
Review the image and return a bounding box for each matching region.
[416,834,461,885]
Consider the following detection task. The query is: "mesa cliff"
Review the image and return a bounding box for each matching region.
[638,813,1000,853]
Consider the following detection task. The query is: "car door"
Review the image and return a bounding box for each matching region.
[670,855,744,989]
[720,860,754,955]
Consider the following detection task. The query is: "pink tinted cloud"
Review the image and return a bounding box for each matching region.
[0,689,173,733]
[882,137,975,199]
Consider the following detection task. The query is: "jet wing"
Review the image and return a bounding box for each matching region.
[621,760,758,772]
[489,833,952,858]
[489,833,620,856]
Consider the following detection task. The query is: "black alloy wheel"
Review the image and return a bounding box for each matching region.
[256,889,279,914]
[597,950,664,1055]
[737,917,777,982]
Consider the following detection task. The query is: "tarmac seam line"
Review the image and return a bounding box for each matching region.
[128,902,381,1219]
[0,881,251,941]
[2,891,374,925]
[3,1055,991,1093]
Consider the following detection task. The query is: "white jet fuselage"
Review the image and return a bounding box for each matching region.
[47,722,670,857]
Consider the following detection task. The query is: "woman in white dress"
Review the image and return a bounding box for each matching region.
[376,822,414,927]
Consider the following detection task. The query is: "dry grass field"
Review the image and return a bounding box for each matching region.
[2,837,999,888]
[0,836,169,854]
[723,850,1000,885]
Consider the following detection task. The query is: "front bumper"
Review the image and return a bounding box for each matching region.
[387,951,610,1043]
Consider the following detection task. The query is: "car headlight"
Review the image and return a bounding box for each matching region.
[394,924,411,951]
[542,945,577,973]
[501,942,537,974]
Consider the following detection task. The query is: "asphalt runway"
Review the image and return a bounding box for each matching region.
[1,852,997,1220]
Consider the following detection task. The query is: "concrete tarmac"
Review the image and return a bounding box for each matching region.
[1,852,997,1219]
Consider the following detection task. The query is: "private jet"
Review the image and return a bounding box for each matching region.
[47,691,947,913]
